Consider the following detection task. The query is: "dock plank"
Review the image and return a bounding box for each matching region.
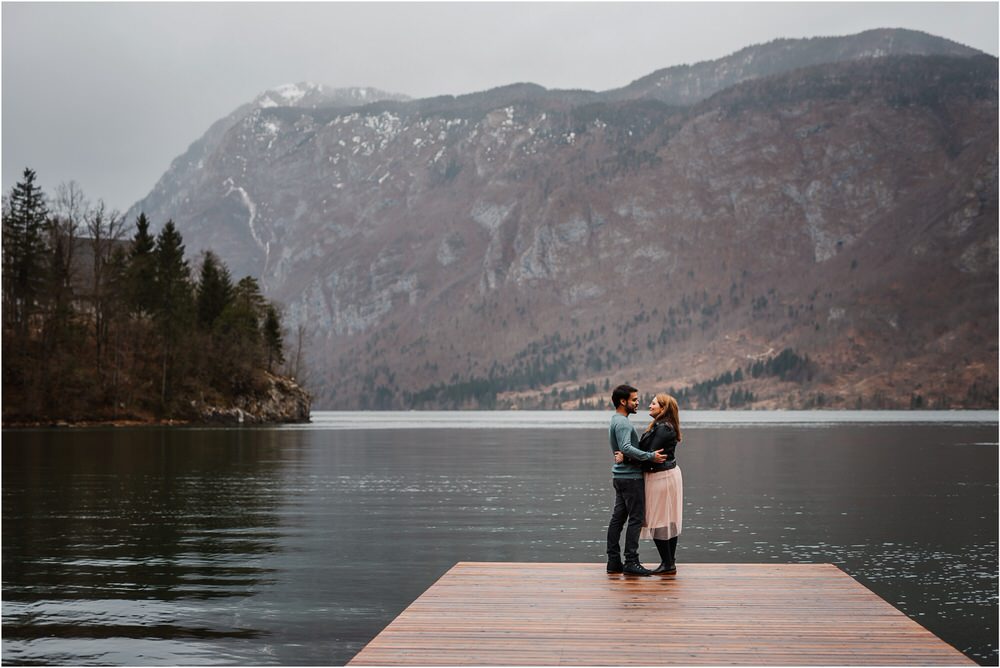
[348,562,973,665]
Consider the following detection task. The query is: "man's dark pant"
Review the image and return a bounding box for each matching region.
[607,477,645,563]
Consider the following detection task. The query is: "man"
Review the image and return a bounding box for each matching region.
[606,384,666,576]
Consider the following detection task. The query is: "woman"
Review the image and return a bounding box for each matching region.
[637,393,683,574]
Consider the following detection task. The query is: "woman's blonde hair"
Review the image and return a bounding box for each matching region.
[646,393,681,441]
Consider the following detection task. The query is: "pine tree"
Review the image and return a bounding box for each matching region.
[212,276,266,393]
[126,213,157,316]
[2,168,49,334]
[196,251,233,330]
[232,276,267,318]
[262,304,284,373]
[153,220,191,321]
[153,220,194,411]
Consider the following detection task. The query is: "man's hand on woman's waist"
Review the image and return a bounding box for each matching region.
[614,449,666,464]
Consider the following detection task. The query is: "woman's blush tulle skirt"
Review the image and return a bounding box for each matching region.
[641,467,683,540]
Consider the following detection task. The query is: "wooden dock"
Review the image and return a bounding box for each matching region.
[349,562,974,666]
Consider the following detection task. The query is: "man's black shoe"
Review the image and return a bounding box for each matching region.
[606,558,624,573]
[622,562,654,576]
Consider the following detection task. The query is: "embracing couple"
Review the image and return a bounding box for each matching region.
[606,383,684,576]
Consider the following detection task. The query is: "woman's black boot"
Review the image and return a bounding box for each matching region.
[650,539,676,574]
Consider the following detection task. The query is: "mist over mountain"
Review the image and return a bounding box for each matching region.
[127,29,998,410]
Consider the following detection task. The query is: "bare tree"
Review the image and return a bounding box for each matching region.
[283,320,312,386]
[47,181,89,306]
[85,200,127,378]
[52,181,89,231]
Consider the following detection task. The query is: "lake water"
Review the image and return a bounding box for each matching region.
[3,411,997,665]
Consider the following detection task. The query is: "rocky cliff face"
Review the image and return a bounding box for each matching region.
[128,29,998,410]
[134,83,410,280]
[195,372,312,424]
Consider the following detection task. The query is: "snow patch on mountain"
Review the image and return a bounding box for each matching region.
[224,179,269,267]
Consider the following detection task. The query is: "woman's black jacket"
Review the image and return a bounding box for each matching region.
[635,421,678,472]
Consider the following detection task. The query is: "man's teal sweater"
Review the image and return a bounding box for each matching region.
[609,413,655,479]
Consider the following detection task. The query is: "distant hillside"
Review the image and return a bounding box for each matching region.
[126,29,998,410]
[606,28,982,104]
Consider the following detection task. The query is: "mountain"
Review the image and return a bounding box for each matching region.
[132,83,410,279]
[606,28,982,104]
[127,29,998,410]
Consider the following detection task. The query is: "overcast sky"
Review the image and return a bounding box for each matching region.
[3,2,997,213]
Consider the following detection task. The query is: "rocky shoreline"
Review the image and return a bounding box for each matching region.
[194,373,312,425]
[2,373,312,428]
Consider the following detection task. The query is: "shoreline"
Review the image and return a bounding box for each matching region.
[2,416,313,429]
[5,408,996,430]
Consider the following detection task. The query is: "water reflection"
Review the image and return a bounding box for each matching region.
[3,430,292,663]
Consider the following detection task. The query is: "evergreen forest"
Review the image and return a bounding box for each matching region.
[2,168,294,424]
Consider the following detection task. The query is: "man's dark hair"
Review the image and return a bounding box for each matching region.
[611,384,637,409]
